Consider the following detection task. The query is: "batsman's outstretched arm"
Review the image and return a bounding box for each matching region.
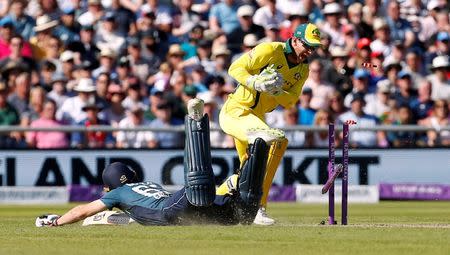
[57,200,107,226]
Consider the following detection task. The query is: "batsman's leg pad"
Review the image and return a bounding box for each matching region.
[261,137,288,207]
[236,137,269,224]
[184,114,216,207]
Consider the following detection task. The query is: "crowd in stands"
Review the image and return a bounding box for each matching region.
[0,0,448,149]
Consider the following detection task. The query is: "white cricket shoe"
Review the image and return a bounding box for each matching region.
[187,98,204,121]
[247,128,285,145]
[253,207,275,226]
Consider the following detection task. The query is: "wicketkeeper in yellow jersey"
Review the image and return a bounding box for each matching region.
[218,23,322,225]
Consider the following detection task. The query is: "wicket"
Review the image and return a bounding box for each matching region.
[324,123,349,225]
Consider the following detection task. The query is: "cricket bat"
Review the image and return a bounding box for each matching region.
[82,210,135,226]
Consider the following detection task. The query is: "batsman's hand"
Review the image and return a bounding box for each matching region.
[35,214,60,227]
[247,64,283,95]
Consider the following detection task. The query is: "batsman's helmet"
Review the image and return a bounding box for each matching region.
[102,162,137,191]
[292,23,322,48]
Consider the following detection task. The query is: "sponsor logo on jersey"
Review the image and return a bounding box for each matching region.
[294,73,301,81]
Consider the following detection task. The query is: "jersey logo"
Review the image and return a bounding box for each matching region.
[277,65,283,69]
[294,73,301,81]
[119,175,127,183]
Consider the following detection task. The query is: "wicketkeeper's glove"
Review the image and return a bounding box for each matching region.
[35,214,60,227]
[246,64,283,95]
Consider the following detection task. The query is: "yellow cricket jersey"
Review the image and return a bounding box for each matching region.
[227,42,309,117]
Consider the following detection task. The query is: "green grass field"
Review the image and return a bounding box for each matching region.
[1,202,449,255]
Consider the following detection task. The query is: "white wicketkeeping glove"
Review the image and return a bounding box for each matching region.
[247,64,283,95]
[35,214,60,227]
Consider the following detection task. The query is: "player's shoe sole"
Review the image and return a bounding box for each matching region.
[247,128,285,145]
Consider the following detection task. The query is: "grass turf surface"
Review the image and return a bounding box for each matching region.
[1,202,449,255]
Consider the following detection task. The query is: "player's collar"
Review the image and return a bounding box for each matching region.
[284,38,294,54]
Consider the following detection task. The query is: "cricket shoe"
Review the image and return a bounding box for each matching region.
[247,128,285,145]
[187,98,204,121]
[253,207,275,226]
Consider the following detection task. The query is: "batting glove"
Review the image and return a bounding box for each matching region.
[35,214,60,227]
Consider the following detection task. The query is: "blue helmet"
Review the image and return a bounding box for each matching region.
[102,162,137,191]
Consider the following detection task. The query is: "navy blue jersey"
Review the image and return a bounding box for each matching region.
[101,182,173,225]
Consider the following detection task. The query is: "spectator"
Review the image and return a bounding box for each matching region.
[103,83,126,126]
[172,0,202,38]
[419,100,450,147]
[319,3,344,48]
[393,71,417,107]
[77,0,104,26]
[57,78,96,124]
[94,11,126,53]
[298,87,316,125]
[29,15,58,61]
[148,101,184,148]
[427,55,450,101]
[54,7,81,46]
[383,59,402,86]
[370,18,391,58]
[0,35,36,76]
[121,80,148,112]
[279,8,309,41]
[210,45,231,83]
[72,102,114,148]
[139,0,172,27]
[328,91,347,121]
[26,99,69,149]
[7,0,35,40]
[8,72,31,115]
[144,87,164,121]
[404,50,426,89]
[305,109,333,148]
[324,47,352,97]
[283,106,305,147]
[95,72,110,101]
[227,5,264,54]
[166,44,186,71]
[126,37,160,82]
[386,0,415,47]
[22,86,46,125]
[0,17,33,59]
[67,24,100,68]
[344,69,375,108]
[47,73,68,108]
[209,0,240,35]
[37,60,56,90]
[166,71,188,120]
[109,0,136,37]
[59,51,75,85]
[347,2,373,39]
[253,0,285,31]
[410,80,434,122]
[93,47,117,79]
[387,104,418,147]
[338,92,387,147]
[0,81,19,147]
[116,105,154,148]
[304,59,335,111]
[365,79,393,120]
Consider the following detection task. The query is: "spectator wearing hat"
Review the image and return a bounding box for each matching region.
[5,0,35,40]
[227,5,265,54]
[410,80,434,122]
[325,47,352,97]
[94,11,126,53]
[365,79,393,119]
[72,101,115,149]
[172,0,202,38]
[109,0,136,37]
[195,39,215,74]
[140,28,164,61]
[370,18,392,58]
[344,69,375,108]
[425,31,449,67]
[116,104,155,148]
[347,2,373,40]
[77,0,104,26]
[386,1,415,47]
[59,50,75,81]
[67,24,100,68]
[0,17,33,59]
[29,15,58,61]
[303,59,336,111]
[92,47,117,79]
[115,55,132,83]
[352,38,372,68]
[259,23,282,43]
[342,24,358,55]
[418,0,444,43]
[339,92,387,147]
[427,55,450,101]
[253,0,285,32]
[47,73,68,108]
[127,37,160,83]
[139,0,172,27]
[148,101,184,148]
[319,2,345,48]
[231,34,258,62]
[209,0,240,35]
[393,70,417,107]
[211,45,231,81]
[167,44,186,71]
[147,62,172,92]
[53,7,81,46]
[57,78,97,124]
[26,99,69,149]
[279,8,309,41]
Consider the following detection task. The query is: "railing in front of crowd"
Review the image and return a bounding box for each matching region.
[0,125,449,133]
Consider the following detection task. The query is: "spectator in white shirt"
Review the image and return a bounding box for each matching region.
[253,0,285,30]
[57,78,96,124]
[364,79,393,119]
[116,105,155,148]
[304,59,336,111]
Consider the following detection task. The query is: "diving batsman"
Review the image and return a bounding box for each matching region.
[219,23,322,225]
